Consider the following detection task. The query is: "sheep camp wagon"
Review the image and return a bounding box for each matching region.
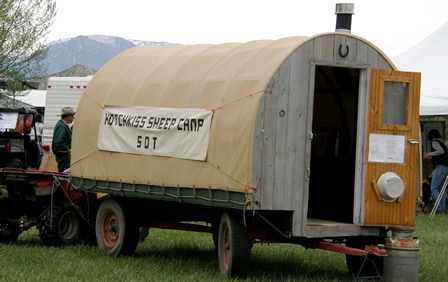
[70,5,421,279]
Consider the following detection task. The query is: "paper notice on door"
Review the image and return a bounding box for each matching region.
[368,134,405,164]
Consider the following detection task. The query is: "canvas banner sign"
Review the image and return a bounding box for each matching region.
[98,106,213,161]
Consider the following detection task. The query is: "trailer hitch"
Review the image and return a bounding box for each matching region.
[315,241,387,257]
[5,215,36,229]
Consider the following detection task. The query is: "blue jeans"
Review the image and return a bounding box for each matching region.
[431,165,448,213]
[56,155,70,173]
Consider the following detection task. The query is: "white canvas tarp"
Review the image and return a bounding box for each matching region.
[12,90,46,107]
[393,20,448,116]
[71,33,396,193]
[71,37,311,192]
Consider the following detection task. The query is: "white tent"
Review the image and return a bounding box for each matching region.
[393,20,448,116]
[12,90,46,107]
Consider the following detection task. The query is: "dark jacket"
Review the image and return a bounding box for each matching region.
[51,119,72,155]
[430,139,448,167]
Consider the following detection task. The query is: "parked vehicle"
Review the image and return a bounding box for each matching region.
[0,107,42,169]
[0,108,97,245]
[0,168,98,245]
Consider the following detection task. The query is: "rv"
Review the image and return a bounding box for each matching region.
[42,76,92,150]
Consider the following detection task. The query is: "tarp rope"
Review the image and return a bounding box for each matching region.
[71,80,277,206]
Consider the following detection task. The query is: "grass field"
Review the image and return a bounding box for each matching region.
[0,212,447,281]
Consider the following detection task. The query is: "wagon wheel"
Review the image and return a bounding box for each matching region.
[96,198,139,257]
[218,213,251,278]
[345,236,385,277]
[37,202,82,246]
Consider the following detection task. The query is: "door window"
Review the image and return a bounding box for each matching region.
[382,81,407,126]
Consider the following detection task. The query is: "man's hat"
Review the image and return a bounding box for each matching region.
[58,107,76,116]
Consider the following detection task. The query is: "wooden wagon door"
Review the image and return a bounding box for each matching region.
[363,69,421,226]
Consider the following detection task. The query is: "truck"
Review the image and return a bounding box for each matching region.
[0,107,96,245]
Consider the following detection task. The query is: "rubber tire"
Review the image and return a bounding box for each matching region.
[218,213,251,278]
[345,236,384,278]
[5,158,22,168]
[0,224,22,242]
[38,202,82,246]
[95,199,140,257]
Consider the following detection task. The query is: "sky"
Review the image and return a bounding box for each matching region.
[47,0,448,59]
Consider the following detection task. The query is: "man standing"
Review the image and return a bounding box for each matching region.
[30,113,44,144]
[52,107,75,172]
[424,129,448,214]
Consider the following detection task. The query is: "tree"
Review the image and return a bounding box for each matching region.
[0,0,56,92]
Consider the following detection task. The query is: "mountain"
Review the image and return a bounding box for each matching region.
[50,64,97,77]
[44,35,178,75]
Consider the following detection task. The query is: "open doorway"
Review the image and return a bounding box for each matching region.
[308,66,360,223]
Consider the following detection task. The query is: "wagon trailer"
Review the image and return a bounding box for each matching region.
[70,4,421,280]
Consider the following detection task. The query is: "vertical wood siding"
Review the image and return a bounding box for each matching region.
[252,34,414,236]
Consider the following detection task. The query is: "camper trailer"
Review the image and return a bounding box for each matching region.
[42,76,92,149]
[70,4,421,280]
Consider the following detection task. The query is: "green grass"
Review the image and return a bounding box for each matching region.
[0,212,447,281]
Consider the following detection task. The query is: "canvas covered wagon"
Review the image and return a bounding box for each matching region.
[70,4,421,280]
